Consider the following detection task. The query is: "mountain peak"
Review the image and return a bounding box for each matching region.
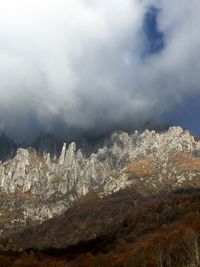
[0,126,200,244]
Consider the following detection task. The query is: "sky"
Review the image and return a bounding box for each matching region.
[0,0,199,142]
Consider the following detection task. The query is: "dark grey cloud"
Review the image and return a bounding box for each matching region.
[0,0,199,142]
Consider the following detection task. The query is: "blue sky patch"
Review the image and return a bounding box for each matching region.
[143,6,165,56]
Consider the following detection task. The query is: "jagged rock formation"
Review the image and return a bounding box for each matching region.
[0,126,200,239]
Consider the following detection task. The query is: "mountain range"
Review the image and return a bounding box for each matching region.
[0,126,199,266]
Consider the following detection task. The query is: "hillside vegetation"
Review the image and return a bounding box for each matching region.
[0,187,200,267]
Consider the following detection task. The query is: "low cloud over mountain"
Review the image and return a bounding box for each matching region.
[0,0,199,141]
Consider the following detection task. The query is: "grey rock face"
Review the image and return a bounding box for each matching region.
[0,126,200,237]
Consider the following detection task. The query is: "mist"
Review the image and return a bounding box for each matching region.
[0,0,199,142]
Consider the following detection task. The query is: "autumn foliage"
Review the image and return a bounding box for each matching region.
[0,188,200,267]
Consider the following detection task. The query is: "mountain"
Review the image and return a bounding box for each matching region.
[0,126,199,236]
[0,126,200,266]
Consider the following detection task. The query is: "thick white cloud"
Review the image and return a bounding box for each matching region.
[0,0,199,141]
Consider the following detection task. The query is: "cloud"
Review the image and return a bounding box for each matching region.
[0,0,199,141]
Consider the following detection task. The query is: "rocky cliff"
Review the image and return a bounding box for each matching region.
[0,126,200,239]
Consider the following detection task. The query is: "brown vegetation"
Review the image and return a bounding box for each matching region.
[127,157,159,177]
[171,153,200,172]
[0,188,200,266]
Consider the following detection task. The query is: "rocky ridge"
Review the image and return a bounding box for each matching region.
[0,126,200,238]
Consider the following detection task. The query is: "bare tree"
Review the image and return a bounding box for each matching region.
[183,229,199,266]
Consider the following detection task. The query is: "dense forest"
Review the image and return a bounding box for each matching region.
[0,187,199,267]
